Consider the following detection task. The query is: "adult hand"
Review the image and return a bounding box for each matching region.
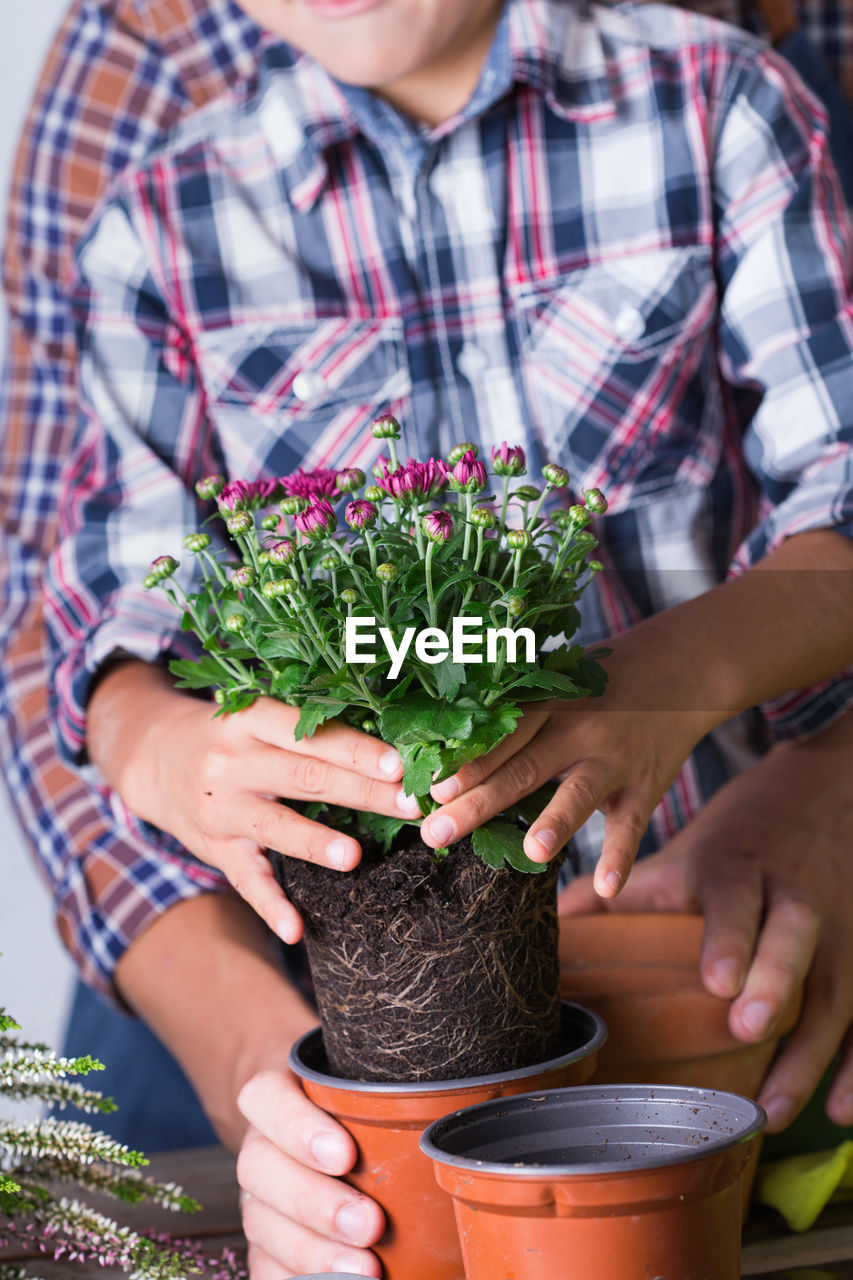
[558,711,853,1132]
[116,893,385,1278]
[89,660,419,940]
[238,1070,383,1280]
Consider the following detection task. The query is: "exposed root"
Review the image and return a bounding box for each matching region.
[276,838,564,1082]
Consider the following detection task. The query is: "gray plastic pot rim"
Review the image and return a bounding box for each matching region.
[419,1083,767,1178]
[288,1000,607,1095]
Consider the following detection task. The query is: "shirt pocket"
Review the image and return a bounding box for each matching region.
[194,316,411,478]
[512,247,720,513]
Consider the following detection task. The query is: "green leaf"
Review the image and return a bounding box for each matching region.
[271,663,309,700]
[379,694,477,747]
[258,632,307,662]
[168,655,231,689]
[399,741,442,796]
[471,820,548,874]
[504,668,582,698]
[213,688,259,716]
[294,699,350,741]
[355,811,410,854]
[434,658,466,700]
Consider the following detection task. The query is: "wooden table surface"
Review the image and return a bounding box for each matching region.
[3,1144,853,1278]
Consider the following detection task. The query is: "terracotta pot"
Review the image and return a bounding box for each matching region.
[289,1001,606,1280]
[559,912,802,1205]
[421,1084,766,1280]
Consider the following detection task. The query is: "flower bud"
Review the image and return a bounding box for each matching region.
[183,533,212,552]
[196,474,224,501]
[147,555,179,583]
[267,539,296,566]
[447,441,478,465]
[506,592,526,618]
[318,554,338,571]
[471,505,497,529]
[231,565,256,587]
[569,504,592,528]
[261,514,280,531]
[143,573,158,590]
[280,496,308,516]
[214,688,227,705]
[491,442,526,477]
[542,463,570,488]
[506,529,533,551]
[340,587,359,605]
[376,562,399,583]
[227,511,253,536]
[336,467,366,493]
[361,718,377,734]
[262,578,292,598]
[573,531,598,551]
[293,497,337,540]
[363,484,384,503]
[422,510,454,543]
[513,485,541,503]
[550,510,574,530]
[583,488,608,515]
[224,613,246,632]
[345,499,379,530]
[587,560,604,572]
[442,450,487,494]
[371,414,402,439]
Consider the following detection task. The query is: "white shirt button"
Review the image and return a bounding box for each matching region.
[614,305,645,343]
[457,344,489,378]
[291,370,326,402]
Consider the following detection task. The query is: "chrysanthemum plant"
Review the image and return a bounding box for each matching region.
[148,420,608,872]
[0,1002,244,1280]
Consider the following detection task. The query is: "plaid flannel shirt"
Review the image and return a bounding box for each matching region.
[5,0,853,1002]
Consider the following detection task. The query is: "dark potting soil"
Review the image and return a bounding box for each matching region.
[275,832,564,1084]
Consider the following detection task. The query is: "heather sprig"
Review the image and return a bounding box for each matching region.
[147,421,609,871]
[0,1000,241,1280]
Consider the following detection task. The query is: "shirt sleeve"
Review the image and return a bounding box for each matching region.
[0,0,259,1005]
[713,44,853,740]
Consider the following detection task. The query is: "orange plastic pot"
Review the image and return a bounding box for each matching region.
[559,912,801,1204]
[289,1002,606,1280]
[421,1084,766,1280]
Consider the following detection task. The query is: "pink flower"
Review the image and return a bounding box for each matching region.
[491,442,526,477]
[294,497,337,539]
[376,457,445,503]
[281,467,340,500]
[345,499,379,530]
[218,480,253,512]
[267,539,296,565]
[441,449,487,493]
[422,509,454,543]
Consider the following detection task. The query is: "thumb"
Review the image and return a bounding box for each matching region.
[559,841,694,917]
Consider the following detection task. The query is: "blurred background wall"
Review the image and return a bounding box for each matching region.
[1,1,80,1099]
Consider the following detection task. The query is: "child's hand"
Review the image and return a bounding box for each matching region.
[423,699,705,896]
[422,626,714,897]
[87,661,419,940]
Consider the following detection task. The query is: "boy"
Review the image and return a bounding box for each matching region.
[40,0,853,1273]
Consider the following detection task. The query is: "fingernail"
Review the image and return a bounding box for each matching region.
[311,1131,348,1172]
[605,870,621,892]
[336,1200,374,1245]
[379,749,402,777]
[425,815,455,846]
[276,918,297,944]
[327,838,353,870]
[708,958,741,994]
[740,1000,774,1038]
[432,776,460,802]
[762,1095,794,1129]
[333,1253,370,1276]
[833,1093,853,1124]
[533,828,556,853]
[396,788,421,817]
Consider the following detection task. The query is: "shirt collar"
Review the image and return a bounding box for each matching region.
[256,0,619,211]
